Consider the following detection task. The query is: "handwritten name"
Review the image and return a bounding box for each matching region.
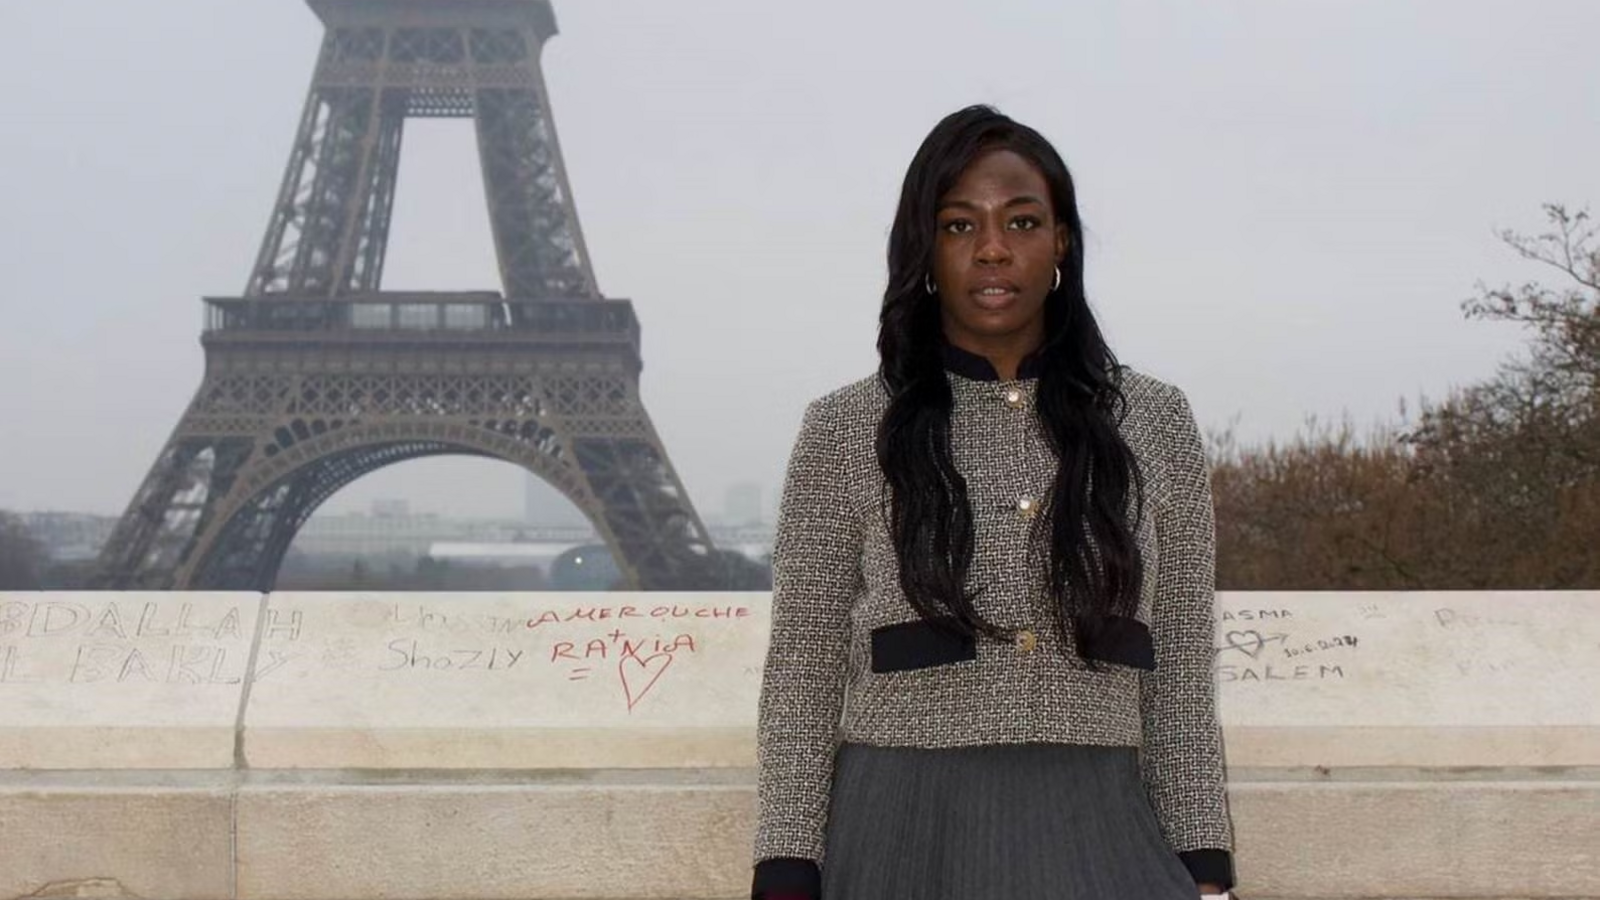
[526,605,750,630]
[0,601,244,642]
[551,633,698,663]
[380,640,524,672]
[385,603,753,636]
[18,643,247,685]
[1219,664,1345,683]
[1220,609,1294,623]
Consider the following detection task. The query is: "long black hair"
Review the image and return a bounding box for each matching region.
[875,105,1145,661]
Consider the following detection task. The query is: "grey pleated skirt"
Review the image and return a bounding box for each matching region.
[820,742,1198,900]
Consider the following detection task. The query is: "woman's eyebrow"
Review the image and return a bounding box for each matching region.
[937,194,1048,212]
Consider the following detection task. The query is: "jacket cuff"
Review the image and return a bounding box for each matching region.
[752,857,820,899]
[1178,848,1236,890]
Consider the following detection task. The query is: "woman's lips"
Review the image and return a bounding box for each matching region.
[971,285,1019,310]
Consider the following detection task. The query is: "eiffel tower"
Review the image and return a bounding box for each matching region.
[95,0,766,591]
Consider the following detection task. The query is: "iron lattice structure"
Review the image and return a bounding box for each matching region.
[95,0,765,591]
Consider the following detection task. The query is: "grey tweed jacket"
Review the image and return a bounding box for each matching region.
[752,349,1235,897]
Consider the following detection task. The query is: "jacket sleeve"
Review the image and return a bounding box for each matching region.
[751,399,862,899]
[1138,385,1237,890]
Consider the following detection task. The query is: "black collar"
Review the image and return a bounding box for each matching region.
[941,341,1044,382]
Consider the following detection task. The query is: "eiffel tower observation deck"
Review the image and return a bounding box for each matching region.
[94,0,767,592]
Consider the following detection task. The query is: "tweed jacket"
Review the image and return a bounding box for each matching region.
[751,347,1235,898]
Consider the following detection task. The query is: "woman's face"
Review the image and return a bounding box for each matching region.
[931,148,1068,355]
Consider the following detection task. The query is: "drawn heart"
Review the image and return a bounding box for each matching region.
[1223,630,1268,659]
[619,652,675,712]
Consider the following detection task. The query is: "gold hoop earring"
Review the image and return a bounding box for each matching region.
[1052,267,1062,292]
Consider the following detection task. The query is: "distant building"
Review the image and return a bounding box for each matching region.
[292,500,595,559]
[20,512,117,562]
[292,507,455,557]
[706,523,775,564]
[371,498,411,518]
[17,501,770,578]
[426,541,577,570]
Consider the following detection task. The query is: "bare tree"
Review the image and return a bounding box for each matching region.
[1213,204,1599,590]
[1402,204,1600,588]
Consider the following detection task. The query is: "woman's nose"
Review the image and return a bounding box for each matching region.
[975,231,1012,264]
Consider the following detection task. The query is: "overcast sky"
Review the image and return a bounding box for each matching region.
[1,0,1596,525]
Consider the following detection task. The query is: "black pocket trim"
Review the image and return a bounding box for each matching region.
[870,617,977,673]
[1080,615,1156,670]
[751,857,820,899]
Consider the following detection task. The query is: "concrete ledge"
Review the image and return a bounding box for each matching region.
[180,771,1600,899]
[1223,725,1600,769]
[242,726,757,770]
[0,724,239,771]
[0,786,233,900]
[5,591,1598,773]
[240,593,763,770]
[1,590,1596,899]
[1232,779,1600,898]
[0,592,257,770]
[235,780,754,900]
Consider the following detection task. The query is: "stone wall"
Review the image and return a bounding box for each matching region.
[0,590,1595,899]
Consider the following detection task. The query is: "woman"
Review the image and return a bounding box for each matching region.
[752,105,1238,900]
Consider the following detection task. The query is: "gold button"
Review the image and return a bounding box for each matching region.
[1004,388,1024,409]
[1016,497,1037,518]
[1015,629,1037,653]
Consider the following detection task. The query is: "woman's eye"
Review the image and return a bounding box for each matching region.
[941,219,973,235]
[1009,216,1041,231]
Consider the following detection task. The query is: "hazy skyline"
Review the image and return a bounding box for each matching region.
[2,0,1596,524]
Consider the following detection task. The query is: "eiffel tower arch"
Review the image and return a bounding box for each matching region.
[94,0,766,591]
